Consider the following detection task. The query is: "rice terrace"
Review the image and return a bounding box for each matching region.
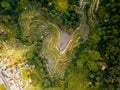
[0,0,119,90]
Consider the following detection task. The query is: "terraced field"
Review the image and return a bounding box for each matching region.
[20,9,87,76]
[18,0,93,77]
[19,0,101,76]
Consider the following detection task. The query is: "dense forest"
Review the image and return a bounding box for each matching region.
[70,0,120,89]
[0,0,81,33]
[0,0,120,90]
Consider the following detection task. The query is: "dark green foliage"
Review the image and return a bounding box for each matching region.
[68,0,79,6]
[0,0,27,41]
[87,0,120,89]
[33,0,81,31]
[0,0,24,23]
[96,0,120,89]
[67,0,120,89]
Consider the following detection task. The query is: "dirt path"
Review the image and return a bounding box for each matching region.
[59,32,71,51]
[0,72,10,90]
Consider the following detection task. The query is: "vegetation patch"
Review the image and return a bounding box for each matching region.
[0,84,6,90]
[54,0,68,12]
[0,0,119,90]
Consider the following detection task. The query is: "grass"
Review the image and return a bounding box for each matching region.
[21,67,31,80]
[64,67,89,90]
[54,0,68,12]
[26,86,41,90]
[0,38,29,67]
[0,84,6,90]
